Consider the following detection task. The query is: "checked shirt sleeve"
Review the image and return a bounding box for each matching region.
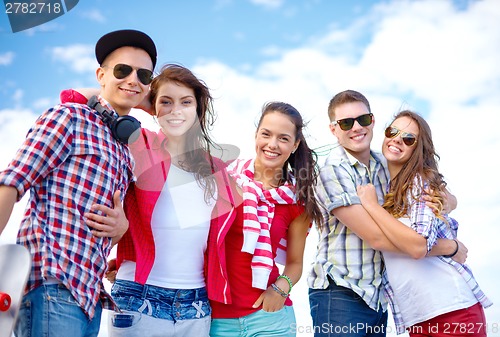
[0,106,73,199]
[408,181,440,252]
[316,161,361,214]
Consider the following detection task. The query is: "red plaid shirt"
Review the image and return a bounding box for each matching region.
[118,128,237,304]
[0,98,134,319]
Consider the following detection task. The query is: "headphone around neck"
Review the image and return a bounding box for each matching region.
[87,95,141,144]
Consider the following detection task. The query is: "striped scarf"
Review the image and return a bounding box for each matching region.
[227,158,297,289]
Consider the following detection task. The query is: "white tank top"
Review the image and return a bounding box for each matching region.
[383,217,478,326]
[117,164,216,288]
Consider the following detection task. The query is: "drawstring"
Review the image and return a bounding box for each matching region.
[138,299,153,316]
[192,301,206,318]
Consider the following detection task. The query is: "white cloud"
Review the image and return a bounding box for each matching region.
[33,97,54,111]
[23,21,64,36]
[249,0,284,10]
[0,52,15,66]
[260,45,282,57]
[191,0,500,332]
[359,0,500,105]
[50,44,96,73]
[79,8,106,23]
[2,1,498,335]
[12,88,23,103]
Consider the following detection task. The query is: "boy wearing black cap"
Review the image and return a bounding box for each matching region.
[0,29,156,337]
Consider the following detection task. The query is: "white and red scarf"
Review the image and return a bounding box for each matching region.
[227,158,297,290]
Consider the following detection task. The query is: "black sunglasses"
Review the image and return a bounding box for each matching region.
[384,126,418,146]
[105,63,153,85]
[332,113,373,131]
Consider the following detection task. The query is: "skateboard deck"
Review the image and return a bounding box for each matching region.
[0,244,31,337]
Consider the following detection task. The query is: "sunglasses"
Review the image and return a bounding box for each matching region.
[104,63,153,85]
[332,113,373,131]
[384,126,418,146]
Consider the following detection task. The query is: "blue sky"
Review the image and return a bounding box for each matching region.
[1,1,499,336]
[0,0,373,110]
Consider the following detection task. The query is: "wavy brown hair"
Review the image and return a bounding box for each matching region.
[257,102,324,228]
[150,64,217,202]
[383,110,446,219]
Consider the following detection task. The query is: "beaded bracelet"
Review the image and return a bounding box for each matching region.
[277,274,293,293]
[271,283,288,298]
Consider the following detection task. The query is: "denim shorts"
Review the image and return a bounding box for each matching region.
[109,279,211,333]
[14,284,102,337]
[210,305,296,337]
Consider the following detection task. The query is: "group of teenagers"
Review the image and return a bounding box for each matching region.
[0,29,492,337]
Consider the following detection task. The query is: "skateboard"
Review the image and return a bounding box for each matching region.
[0,244,31,337]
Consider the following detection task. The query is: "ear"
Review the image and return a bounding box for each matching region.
[329,122,336,135]
[96,67,105,86]
[292,140,300,154]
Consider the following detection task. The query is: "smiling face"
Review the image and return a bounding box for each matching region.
[330,101,374,163]
[97,46,153,116]
[254,111,299,174]
[382,115,419,175]
[155,81,198,146]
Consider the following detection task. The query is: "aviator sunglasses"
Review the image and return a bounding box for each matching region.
[332,113,373,131]
[384,126,418,146]
[104,63,154,85]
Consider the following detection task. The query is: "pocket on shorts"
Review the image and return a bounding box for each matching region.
[110,311,141,328]
[260,306,287,314]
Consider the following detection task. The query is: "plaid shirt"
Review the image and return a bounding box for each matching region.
[308,145,390,311]
[0,98,134,319]
[383,178,493,334]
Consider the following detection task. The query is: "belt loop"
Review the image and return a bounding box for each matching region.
[141,283,148,300]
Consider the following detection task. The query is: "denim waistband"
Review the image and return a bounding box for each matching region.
[111,279,211,321]
[113,279,208,302]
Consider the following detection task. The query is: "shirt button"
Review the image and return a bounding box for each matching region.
[175,302,181,308]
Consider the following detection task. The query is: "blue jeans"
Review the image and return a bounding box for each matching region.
[308,280,388,337]
[109,279,211,336]
[210,305,296,337]
[14,284,102,337]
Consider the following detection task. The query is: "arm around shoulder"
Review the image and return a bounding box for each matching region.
[332,204,405,254]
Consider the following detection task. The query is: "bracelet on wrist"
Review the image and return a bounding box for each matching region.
[271,283,288,298]
[277,274,293,293]
[443,239,459,258]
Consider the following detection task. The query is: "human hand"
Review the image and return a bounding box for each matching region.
[135,91,154,115]
[451,239,468,264]
[442,188,457,214]
[423,188,457,215]
[105,259,118,283]
[356,184,378,206]
[84,190,128,244]
[252,286,286,312]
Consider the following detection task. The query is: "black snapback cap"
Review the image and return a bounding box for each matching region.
[95,29,157,68]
